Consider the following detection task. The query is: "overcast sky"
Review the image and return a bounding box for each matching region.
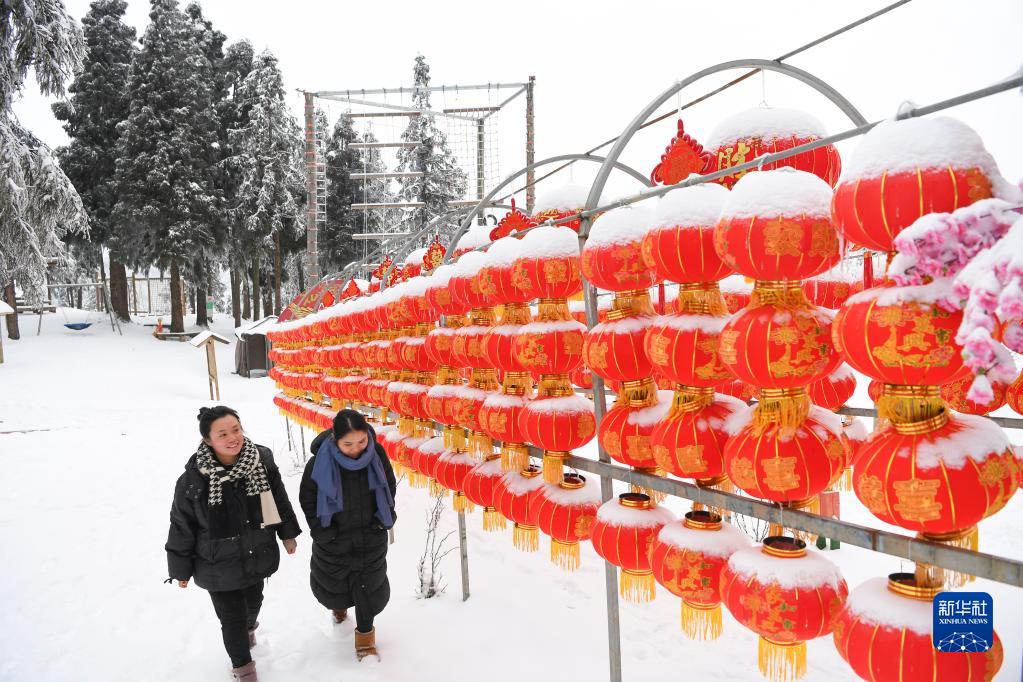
[11,0,1023,207]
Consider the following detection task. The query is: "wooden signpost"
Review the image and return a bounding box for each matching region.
[190,330,231,399]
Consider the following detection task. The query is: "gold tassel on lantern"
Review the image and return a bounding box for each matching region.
[629,466,666,503]
[753,388,811,438]
[681,601,723,641]
[676,282,727,316]
[512,523,539,552]
[550,539,581,571]
[501,444,530,472]
[452,492,475,514]
[619,569,656,603]
[468,430,493,461]
[916,527,978,588]
[836,466,853,492]
[543,451,568,484]
[758,637,806,682]
[482,506,506,532]
[876,385,946,425]
[428,478,448,499]
[408,471,427,489]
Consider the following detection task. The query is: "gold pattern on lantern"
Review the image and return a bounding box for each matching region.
[870,307,957,369]
[677,445,708,473]
[730,457,756,490]
[649,334,670,366]
[965,167,993,202]
[979,457,1007,487]
[763,219,803,257]
[603,432,622,457]
[543,260,568,284]
[824,438,845,463]
[717,141,750,173]
[577,415,595,440]
[857,474,886,514]
[488,412,508,434]
[587,342,609,369]
[762,456,800,493]
[516,340,549,367]
[562,333,583,356]
[892,479,943,522]
[511,263,531,291]
[809,219,838,258]
[718,330,739,365]
[574,515,595,538]
[625,435,654,464]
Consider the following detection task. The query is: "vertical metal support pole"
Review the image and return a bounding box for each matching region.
[131,274,137,314]
[299,424,307,458]
[147,277,152,315]
[284,415,295,454]
[578,220,622,682]
[303,91,320,284]
[476,118,486,226]
[457,510,470,601]
[525,76,536,214]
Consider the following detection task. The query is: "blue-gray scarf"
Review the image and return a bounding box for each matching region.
[312,436,394,529]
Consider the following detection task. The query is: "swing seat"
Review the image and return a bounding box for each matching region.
[64,322,93,331]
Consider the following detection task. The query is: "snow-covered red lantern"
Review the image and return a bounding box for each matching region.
[833,117,1005,253]
[718,378,756,402]
[479,392,530,470]
[519,394,596,483]
[645,313,732,387]
[410,436,449,495]
[642,184,732,284]
[1008,370,1023,415]
[510,225,582,302]
[599,393,673,469]
[570,365,593,390]
[584,314,658,383]
[477,235,530,305]
[833,281,966,387]
[721,537,848,682]
[492,465,546,551]
[718,295,840,389]
[720,276,753,313]
[651,391,746,482]
[452,323,493,370]
[396,435,428,487]
[803,272,861,309]
[704,107,841,189]
[853,412,1017,558]
[434,449,479,513]
[581,204,660,292]
[807,364,856,411]
[532,473,602,570]
[724,405,847,503]
[513,318,587,376]
[941,374,1009,415]
[462,456,507,532]
[833,574,1003,681]
[650,511,750,640]
[532,182,588,232]
[424,263,469,318]
[714,169,840,281]
[450,224,492,261]
[449,250,491,312]
[590,493,676,603]
[447,385,489,438]
[425,325,460,369]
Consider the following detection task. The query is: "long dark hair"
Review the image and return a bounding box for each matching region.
[198,405,240,438]
[332,409,370,440]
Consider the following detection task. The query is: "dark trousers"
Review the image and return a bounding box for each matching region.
[209,582,264,668]
[354,592,375,633]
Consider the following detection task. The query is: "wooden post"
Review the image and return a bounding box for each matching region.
[206,342,219,399]
[131,274,137,314]
[304,91,320,284]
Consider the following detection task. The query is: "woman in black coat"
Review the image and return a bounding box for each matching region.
[300,409,397,662]
[166,406,301,682]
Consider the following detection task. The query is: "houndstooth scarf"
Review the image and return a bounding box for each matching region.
[195,437,281,527]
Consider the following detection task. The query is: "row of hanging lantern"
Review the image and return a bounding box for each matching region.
[265,106,1020,682]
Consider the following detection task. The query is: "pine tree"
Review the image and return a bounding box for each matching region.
[321,112,363,272]
[359,129,397,244]
[227,48,304,317]
[112,0,223,333]
[1,0,88,340]
[51,0,137,321]
[394,55,467,235]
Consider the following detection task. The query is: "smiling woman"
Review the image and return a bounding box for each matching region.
[165,406,302,682]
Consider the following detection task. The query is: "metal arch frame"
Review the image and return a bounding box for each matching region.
[575,59,868,682]
[441,154,653,264]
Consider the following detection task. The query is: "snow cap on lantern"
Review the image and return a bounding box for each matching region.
[533,182,590,231]
[642,182,732,284]
[721,537,848,682]
[582,203,659,291]
[425,263,467,317]
[705,107,841,188]
[511,224,582,303]
[651,392,747,481]
[715,168,840,281]
[533,472,602,570]
[650,510,751,640]
[453,224,493,259]
[645,312,733,387]
[590,492,677,603]
[478,235,529,305]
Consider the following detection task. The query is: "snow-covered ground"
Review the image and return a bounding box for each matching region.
[1,311,1021,681]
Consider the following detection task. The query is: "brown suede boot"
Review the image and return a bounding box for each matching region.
[331,609,348,624]
[231,661,258,681]
[354,628,378,661]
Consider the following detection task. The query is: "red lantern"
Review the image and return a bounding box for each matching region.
[462,456,508,531]
[583,315,657,382]
[833,282,966,386]
[570,365,593,390]
[424,264,469,317]
[532,473,601,570]
[599,395,673,468]
[477,236,530,305]
[721,277,753,313]
[651,392,746,481]
[590,493,676,602]
[532,183,588,232]
[725,406,847,503]
[513,319,586,375]
[434,449,478,513]
[645,313,732,387]
[719,300,840,389]
[714,169,840,281]
[1008,370,1023,415]
[510,225,582,301]
[833,574,1003,681]
[642,184,732,284]
[492,465,546,551]
[853,412,1017,539]
[833,117,1000,252]
[519,394,596,453]
[650,511,750,640]
[449,251,490,311]
[479,392,528,444]
[941,374,1009,415]
[718,378,756,402]
[807,364,856,411]
[803,275,861,309]
[581,205,660,291]
[704,107,841,188]
[721,537,848,682]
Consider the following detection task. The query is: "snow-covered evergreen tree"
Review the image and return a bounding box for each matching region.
[227,48,304,317]
[321,112,363,272]
[112,0,223,333]
[51,0,137,321]
[1,0,88,334]
[394,55,467,235]
[359,129,397,242]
